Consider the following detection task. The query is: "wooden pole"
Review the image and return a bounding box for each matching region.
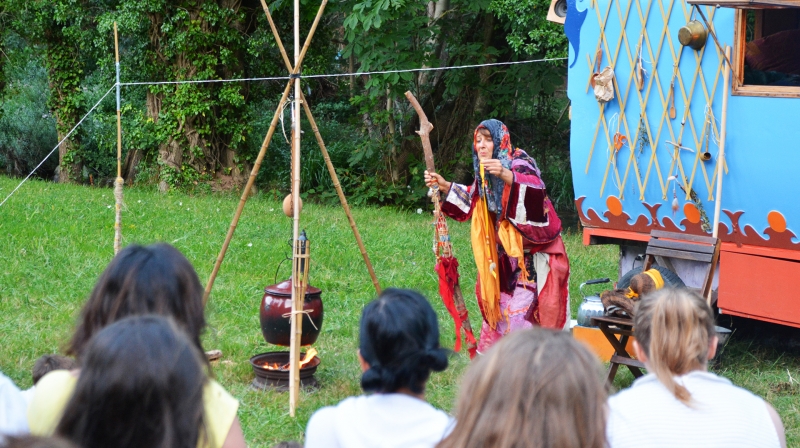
[203,79,294,306]
[203,0,329,306]
[709,46,731,306]
[288,0,303,417]
[259,0,293,72]
[300,91,381,294]
[262,2,380,294]
[712,47,731,240]
[260,0,328,78]
[113,22,123,255]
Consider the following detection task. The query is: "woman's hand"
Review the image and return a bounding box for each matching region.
[424,170,451,195]
[481,159,514,185]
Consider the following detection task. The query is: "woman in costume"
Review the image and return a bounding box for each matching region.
[424,119,569,352]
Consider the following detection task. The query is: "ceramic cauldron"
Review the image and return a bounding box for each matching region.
[260,279,323,346]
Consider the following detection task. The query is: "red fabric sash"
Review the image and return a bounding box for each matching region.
[435,257,477,358]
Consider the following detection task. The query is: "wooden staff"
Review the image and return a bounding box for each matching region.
[202,0,328,307]
[113,22,124,255]
[405,91,477,355]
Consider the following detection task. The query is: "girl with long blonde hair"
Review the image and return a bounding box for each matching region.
[607,288,786,448]
[437,327,607,448]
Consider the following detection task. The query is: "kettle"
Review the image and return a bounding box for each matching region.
[576,278,610,327]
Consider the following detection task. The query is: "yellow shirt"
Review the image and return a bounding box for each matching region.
[27,370,239,448]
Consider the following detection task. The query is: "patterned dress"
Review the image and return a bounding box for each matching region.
[440,120,570,352]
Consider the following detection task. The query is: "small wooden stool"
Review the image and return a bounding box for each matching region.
[591,315,645,385]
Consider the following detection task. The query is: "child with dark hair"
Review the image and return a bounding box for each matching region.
[55,315,206,448]
[31,356,77,386]
[271,443,302,448]
[27,243,245,448]
[1,435,78,448]
[19,355,78,409]
[305,288,452,448]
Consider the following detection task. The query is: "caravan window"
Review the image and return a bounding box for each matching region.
[734,7,800,97]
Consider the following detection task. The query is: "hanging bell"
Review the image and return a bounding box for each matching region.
[678,21,707,51]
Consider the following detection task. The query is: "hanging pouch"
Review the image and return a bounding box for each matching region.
[593,66,615,103]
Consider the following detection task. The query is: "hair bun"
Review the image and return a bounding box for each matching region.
[423,348,449,372]
[358,288,449,394]
[361,364,401,392]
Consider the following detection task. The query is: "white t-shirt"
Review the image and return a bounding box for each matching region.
[305,393,453,448]
[607,371,780,448]
[0,372,29,440]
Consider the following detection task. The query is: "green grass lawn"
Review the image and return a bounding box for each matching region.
[1,176,798,446]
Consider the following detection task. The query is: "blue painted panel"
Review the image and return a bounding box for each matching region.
[567,0,800,244]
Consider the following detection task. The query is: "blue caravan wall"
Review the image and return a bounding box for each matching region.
[567,1,800,248]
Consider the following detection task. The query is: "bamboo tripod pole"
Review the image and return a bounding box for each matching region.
[203,79,293,306]
[113,22,124,255]
[299,91,381,294]
[202,1,328,307]
[262,1,380,294]
[288,0,303,416]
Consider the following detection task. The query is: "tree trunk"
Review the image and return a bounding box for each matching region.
[474,12,496,117]
[44,39,84,183]
[145,2,249,186]
[0,39,6,94]
[53,117,81,183]
[419,0,449,87]
[387,90,399,182]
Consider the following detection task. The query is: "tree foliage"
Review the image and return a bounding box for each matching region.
[0,0,573,211]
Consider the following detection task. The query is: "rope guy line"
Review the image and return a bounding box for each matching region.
[0,85,116,208]
[119,57,568,87]
[0,56,567,207]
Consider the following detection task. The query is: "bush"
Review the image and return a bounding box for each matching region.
[0,35,58,178]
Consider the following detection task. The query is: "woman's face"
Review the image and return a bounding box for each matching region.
[475,131,494,161]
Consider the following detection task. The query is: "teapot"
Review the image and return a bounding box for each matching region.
[576,278,610,327]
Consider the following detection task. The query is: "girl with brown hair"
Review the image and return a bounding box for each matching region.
[56,315,207,448]
[27,243,245,448]
[437,327,607,448]
[607,288,786,448]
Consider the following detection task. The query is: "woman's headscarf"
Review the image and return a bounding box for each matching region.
[472,119,539,216]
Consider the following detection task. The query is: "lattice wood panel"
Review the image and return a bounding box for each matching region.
[584,0,729,202]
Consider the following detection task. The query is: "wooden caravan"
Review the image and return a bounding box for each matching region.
[561,0,800,327]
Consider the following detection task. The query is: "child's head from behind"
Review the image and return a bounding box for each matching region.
[1,436,79,448]
[439,328,607,448]
[56,315,206,448]
[633,288,716,404]
[68,243,206,359]
[359,288,448,395]
[32,355,78,385]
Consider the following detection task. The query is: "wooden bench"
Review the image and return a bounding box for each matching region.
[592,230,721,386]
